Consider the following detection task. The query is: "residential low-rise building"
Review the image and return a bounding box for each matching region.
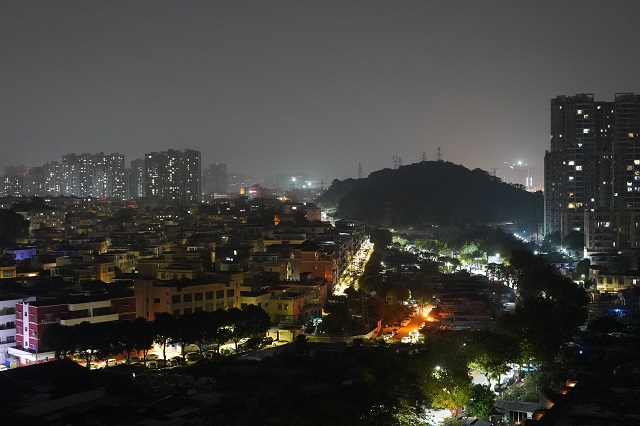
[0,297,23,367]
[9,293,135,367]
[134,278,240,320]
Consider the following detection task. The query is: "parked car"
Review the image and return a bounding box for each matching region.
[220,347,236,355]
[400,336,412,344]
[170,355,185,366]
[148,361,158,369]
[185,352,203,362]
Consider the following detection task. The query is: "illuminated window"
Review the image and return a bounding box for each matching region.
[630,133,635,138]
[576,166,582,171]
[568,203,575,209]
[578,143,583,148]
[583,129,589,133]
[584,114,589,118]
[577,109,582,114]
[597,105,601,109]
[628,165,634,171]
[635,160,640,165]
[568,161,575,165]
[569,176,574,181]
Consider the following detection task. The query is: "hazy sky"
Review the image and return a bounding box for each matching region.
[2,1,640,186]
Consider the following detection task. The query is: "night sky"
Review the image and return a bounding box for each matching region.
[3,1,640,186]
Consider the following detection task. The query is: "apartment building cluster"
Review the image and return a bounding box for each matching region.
[544,93,640,253]
[544,93,640,299]
[0,195,365,368]
[1,149,206,203]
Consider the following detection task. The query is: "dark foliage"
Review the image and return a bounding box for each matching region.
[317,161,542,228]
[0,209,29,245]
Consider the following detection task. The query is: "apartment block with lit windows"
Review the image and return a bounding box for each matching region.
[143,149,201,203]
[545,93,640,252]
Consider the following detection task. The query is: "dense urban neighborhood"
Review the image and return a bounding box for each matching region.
[3,3,640,424]
[0,162,639,425]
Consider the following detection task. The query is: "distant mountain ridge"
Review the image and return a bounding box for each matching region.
[317,161,543,229]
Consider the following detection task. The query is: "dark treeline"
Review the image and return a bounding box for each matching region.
[317,161,543,228]
[41,305,270,368]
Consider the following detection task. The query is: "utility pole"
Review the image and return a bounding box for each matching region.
[436,147,443,162]
[420,152,427,162]
[491,168,499,177]
[357,163,363,179]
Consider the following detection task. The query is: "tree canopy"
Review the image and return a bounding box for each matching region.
[0,209,29,245]
[317,161,542,228]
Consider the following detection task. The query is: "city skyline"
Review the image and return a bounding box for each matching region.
[3,2,640,185]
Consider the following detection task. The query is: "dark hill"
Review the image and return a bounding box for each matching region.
[317,161,543,228]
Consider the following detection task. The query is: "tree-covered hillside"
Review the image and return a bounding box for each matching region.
[317,161,542,228]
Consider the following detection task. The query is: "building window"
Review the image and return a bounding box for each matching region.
[44,313,51,322]
[172,295,180,304]
[30,329,36,337]
[29,313,33,322]
[154,298,161,304]
[183,294,192,303]
[226,290,234,297]
[205,291,213,299]
[216,290,224,299]
[195,293,203,301]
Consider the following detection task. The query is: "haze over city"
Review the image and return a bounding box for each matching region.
[3,1,640,185]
